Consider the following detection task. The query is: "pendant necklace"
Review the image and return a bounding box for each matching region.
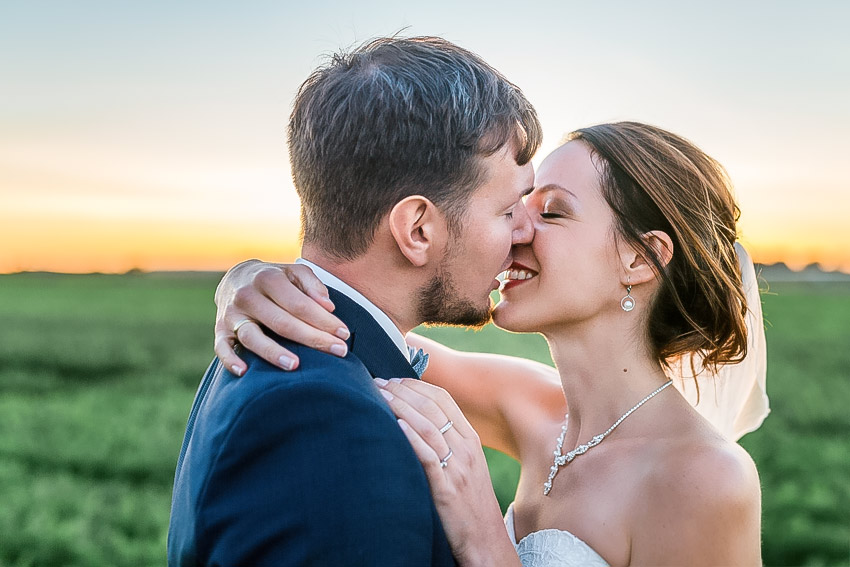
[543,379,674,496]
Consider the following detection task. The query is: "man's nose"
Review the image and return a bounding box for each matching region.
[512,200,534,245]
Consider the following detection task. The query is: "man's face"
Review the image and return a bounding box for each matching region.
[418,143,535,326]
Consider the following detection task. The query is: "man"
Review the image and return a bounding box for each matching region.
[168,36,541,565]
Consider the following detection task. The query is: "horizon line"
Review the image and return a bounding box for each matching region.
[3,260,849,278]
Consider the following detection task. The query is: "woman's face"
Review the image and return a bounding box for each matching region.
[492,140,626,334]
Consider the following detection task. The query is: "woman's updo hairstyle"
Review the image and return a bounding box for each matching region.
[568,122,748,371]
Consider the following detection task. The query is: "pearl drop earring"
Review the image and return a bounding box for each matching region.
[621,279,635,312]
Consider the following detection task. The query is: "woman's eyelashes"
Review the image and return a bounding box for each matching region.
[539,201,572,220]
[525,190,575,220]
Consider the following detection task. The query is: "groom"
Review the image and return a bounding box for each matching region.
[168,36,540,566]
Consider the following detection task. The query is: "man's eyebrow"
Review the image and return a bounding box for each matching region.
[537,183,578,200]
[504,186,535,209]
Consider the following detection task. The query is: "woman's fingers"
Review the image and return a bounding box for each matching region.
[213,329,247,377]
[226,303,351,371]
[233,319,306,371]
[397,419,450,490]
[283,264,336,313]
[377,383,453,457]
[382,378,477,439]
[238,266,350,346]
[213,317,303,375]
[214,260,353,372]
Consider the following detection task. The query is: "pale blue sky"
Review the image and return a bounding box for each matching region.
[2,0,848,271]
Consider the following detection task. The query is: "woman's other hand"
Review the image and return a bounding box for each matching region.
[374,378,521,567]
[214,260,350,376]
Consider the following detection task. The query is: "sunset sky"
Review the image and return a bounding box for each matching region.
[2,1,848,273]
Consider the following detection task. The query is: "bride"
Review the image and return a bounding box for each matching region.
[212,122,768,565]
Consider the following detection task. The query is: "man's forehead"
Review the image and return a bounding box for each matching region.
[508,162,535,201]
[518,162,535,191]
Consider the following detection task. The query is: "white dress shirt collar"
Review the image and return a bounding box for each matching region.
[295,258,410,362]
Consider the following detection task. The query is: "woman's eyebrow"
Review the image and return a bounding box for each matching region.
[537,183,578,201]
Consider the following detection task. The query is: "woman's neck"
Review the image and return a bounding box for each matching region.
[543,320,671,447]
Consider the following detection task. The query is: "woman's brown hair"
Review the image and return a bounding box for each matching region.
[569,122,748,372]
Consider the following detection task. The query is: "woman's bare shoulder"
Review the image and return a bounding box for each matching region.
[630,428,762,564]
[645,414,759,501]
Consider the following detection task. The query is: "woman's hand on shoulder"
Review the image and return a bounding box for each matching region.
[374,378,522,567]
[632,440,762,566]
[214,260,350,376]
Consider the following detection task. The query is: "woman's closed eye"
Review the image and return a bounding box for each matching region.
[540,207,572,219]
[539,196,574,220]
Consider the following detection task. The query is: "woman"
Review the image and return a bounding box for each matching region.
[213,122,768,565]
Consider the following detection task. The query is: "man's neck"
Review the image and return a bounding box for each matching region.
[301,248,418,336]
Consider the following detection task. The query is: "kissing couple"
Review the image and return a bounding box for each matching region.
[169,36,769,566]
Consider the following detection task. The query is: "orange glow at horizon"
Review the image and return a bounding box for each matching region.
[1,214,302,274]
[3,212,849,275]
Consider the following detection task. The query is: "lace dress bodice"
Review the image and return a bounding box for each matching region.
[504,504,609,567]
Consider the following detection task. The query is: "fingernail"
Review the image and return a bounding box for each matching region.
[335,327,350,340]
[379,389,393,401]
[373,377,388,387]
[231,365,244,377]
[389,377,403,383]
[330,343,348,357]
[279,355,296,371]
[397,419,409,431]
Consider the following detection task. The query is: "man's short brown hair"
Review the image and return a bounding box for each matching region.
[289,36,542,260]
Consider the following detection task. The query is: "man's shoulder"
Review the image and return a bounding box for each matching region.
[235,338,376,399]
[192,347,375,435]
[176,346,398,489]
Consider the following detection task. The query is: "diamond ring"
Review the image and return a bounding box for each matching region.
[440,449,453,468]
[439,420,454,435]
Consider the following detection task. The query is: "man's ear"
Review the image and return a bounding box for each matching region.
[619,230,674,285]
[387,196,447,267]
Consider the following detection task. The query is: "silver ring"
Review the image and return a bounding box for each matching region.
[439,449,453,469]
[438,420,454,435]
[232,318,254,335]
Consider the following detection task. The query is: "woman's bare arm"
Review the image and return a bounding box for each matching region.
[407,334,565,458]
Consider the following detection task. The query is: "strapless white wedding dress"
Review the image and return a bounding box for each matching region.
[504,504,609,567]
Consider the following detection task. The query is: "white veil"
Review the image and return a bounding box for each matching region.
[666,243,770,441]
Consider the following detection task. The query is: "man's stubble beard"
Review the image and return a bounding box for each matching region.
[417,264,493,329]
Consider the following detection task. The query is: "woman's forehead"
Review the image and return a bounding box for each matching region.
[534,141,600,199]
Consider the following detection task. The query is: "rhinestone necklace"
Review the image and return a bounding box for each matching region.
[543,379,674,495]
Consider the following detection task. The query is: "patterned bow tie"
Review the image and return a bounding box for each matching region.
[408,347,430,378]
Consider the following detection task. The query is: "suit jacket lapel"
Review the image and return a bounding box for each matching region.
[327,288,419,380]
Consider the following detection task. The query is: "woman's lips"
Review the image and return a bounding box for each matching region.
[498,264,538,292]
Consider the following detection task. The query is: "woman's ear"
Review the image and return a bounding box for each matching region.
[387,196,448,267]
[619,230,674,286]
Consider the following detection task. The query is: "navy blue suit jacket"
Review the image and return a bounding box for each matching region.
[168,288,456,566]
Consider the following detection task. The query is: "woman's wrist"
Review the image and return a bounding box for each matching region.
[459,534,521,567]
[452,520,521,567]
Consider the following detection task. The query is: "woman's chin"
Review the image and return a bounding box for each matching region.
[492,301,537,333]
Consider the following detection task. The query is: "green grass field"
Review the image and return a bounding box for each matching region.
[0,273,847,566]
